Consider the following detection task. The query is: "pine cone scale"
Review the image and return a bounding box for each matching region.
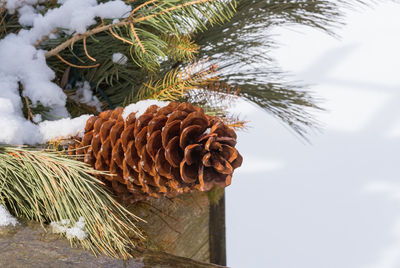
[183,144,202,165]
[165,136,182,167]
[85,116,98,132]
[135,126,148,157]
[161,120,180,148]
[147,130,162,161]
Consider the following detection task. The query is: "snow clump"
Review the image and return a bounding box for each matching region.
[112,52,128,65]
[123,100,169,119]
[50,217,87,240]
[39,114,92,141]
[0,0,43,15]
[0,205,18,227]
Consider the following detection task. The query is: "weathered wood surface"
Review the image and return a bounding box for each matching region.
[0,190,226,267]
[0,220,225,268]
[129,191,223,263]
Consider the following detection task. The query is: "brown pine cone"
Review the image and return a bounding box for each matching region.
[69,102,242,203]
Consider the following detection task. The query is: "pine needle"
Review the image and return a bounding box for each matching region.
[56,54,100,69]
[136,60,218,101]
[0,146,144,259]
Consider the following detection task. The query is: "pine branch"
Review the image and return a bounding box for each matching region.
[56,54,100,69]
[0,146,144,259]
[187,79,240,111]
[45,0,234,59]
[193,0,374,137]
[163,35,199,61]
[135,61,218,101]
[45,20,129,58]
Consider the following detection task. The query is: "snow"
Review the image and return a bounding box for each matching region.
[18,4,39,26]
[0,97,40,145]
[112,52,128,65]
[0,35,67,106]
[50,217,87,240]
[16,0,131,36]
[0,205,18,227]
[32,114,42,123]
[71,81,102,112]
[122,100,169,119]
[0,0,132,145]
[0,0,42,14]
[39,114,92,141]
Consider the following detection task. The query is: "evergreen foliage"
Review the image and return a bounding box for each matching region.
[0,146,143,258]
[0,0,377,135]
[195,0,375,136]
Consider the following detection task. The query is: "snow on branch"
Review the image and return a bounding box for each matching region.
[0,0,132,145]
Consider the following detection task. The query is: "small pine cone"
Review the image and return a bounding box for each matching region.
[70,102,242,203]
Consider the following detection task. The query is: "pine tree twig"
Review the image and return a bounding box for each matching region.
[45,22,122,58]
[175,42,199,54]
[45,0,215,58]
[24,96,34,121]
[34,29,58,48]
[130,23,145,53]
[137,60,218,101]
[56,54,100,69]
[164,35,200,60]
[109,27,135,45]
[83,35,97,62]
[129,0,158,18]
[99,18,105,27]
[70,33,83,51]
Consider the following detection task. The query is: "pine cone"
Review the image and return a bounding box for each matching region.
[69,102,242,203]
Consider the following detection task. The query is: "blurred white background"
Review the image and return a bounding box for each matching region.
[226,2,400,267]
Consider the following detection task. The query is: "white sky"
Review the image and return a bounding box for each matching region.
[226,2,400,267]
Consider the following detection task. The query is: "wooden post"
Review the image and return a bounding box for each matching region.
[129,189,227,265]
